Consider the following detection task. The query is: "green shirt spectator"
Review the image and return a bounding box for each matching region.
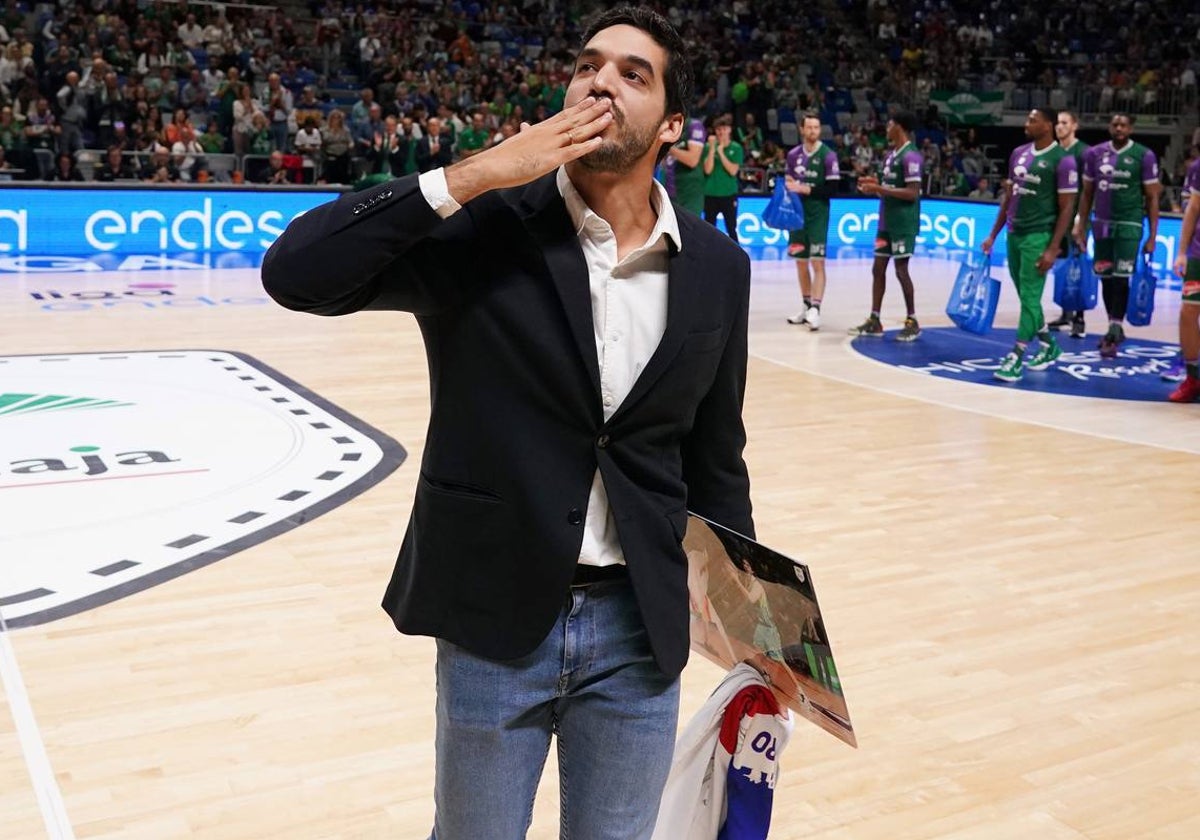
[704,137,743,198]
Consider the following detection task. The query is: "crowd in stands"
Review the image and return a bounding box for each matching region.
[845,0,1199,117]
[0,0,1195,193]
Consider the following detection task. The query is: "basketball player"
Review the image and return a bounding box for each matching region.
[1072,113,1161,358]
[1168,146,1200,402]
[667,115,707,216]
[1046,110,1090,338]
[784,112,840,330]
[849,110,923,341]
[981,108,1078,382]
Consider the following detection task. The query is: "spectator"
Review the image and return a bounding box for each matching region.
[852,132,875,177]
[456,110,490,159]
[969,176,996,201]
[0,104,24,159]
[140,144,180,183]
[256,148,291,184]
[261,72,293,152]
[198,119,226,155]
[232,83,262,156]
[320,108,352,184]
[23,97,59,162]
[93,144,135,182]
[248,112,274,156]
[294,115,323,161]
[180,69,210,127]
[703,114,744,241]
[171,136,207,182]
[56,70,87,155]
[93,71,125,146]
[177,13,203,50]
[0,145,19,181]
[371,114,409,177]
[163,108,197,148]
[354,101,385,160]
[415,116,453,173]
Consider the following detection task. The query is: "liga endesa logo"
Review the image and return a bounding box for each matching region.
[26,280,269,311]
[0,351,405,627]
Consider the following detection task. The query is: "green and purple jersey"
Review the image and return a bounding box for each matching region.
[1005,142,1077,235]
[1082,140,1159,238]
[785,141,839,219]
[877,142,922,236]
[1184,157,1200,261]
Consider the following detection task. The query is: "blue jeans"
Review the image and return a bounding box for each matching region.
[430,579,681,840]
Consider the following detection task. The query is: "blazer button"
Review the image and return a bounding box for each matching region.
[596,434,610,449]
[567,508,583,525]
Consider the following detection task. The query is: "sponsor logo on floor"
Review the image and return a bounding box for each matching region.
[0,351,406,626]
[850,327,1181,402]
[23,280,269,311]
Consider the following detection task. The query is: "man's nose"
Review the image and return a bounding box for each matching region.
[589,63,619,99]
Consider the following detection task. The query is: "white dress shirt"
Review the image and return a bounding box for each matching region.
[418,166,683,567]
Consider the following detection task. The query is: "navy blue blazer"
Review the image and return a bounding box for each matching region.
[261,170,754,676]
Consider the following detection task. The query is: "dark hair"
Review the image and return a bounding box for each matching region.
[802,111,821,127]
[1032,107,1058,126]
[713,114,733,128]
[581,6,692,121]
[891,110,917,135]
[1111,111,1136,125]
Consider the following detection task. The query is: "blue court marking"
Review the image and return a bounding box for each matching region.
[850,327,1182,402]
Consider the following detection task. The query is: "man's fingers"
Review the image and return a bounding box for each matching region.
[555,97,612,139]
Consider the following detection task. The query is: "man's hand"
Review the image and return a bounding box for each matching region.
[1142,238,1156,254]
[785,175,809,195]
[981,236,994,255]
[857,175,879,196]
[1036,247,1058,273]
[1174,253,1187,277]
[444,96,612,205]
[1072,220,1087,250]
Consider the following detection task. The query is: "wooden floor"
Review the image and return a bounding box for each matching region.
[2,251,1198,839]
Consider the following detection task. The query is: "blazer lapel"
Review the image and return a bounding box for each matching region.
[515,173,602,396]
[611,238,695,421]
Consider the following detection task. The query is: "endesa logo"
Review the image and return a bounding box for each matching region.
[834,208,977,249]
[735,197,986,252]
[0,188,339,256]
[83,198,294,252]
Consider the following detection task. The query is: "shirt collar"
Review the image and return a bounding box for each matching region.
[556,165,682,254]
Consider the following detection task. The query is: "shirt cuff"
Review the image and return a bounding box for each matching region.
[418,167,462,219]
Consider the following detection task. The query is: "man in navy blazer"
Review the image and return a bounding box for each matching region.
[414,115,455,172]
[262,8,754,838]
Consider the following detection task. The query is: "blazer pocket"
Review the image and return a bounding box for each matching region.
[683,326,724,353]
[419,472,503,503]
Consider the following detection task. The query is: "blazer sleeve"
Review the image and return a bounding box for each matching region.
[261,172,477,316]
[681,247,755,540]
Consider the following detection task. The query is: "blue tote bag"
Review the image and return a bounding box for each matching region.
[761,177,805,231]
[1127,252,1157,327]
[1052,250,1098,311]
[945,251,1001,335]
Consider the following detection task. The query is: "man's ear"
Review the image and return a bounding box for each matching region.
[659,112,683,147]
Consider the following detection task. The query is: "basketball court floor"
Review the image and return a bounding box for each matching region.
[2,248,1197,839]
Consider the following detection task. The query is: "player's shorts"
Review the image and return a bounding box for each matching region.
[1183,258,1200,304]
[873,231,915,259]
[787,223,828,260]
[1092,237,1140,278]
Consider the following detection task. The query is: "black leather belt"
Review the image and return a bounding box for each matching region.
[571,563,628,586]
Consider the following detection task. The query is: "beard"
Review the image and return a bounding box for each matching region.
[576,101,661,175]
